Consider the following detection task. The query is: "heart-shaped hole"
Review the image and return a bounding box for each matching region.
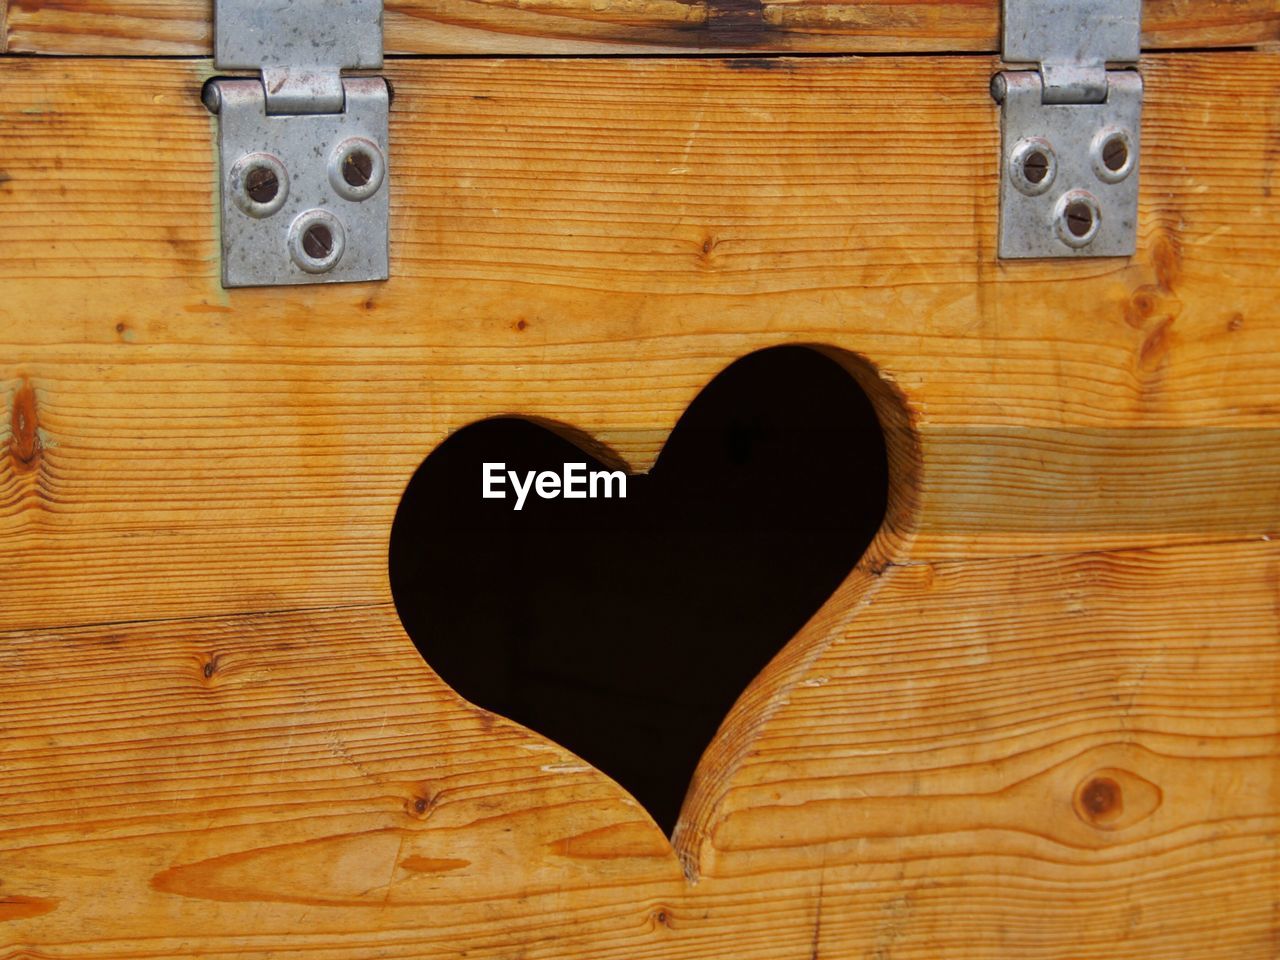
[390,346,895,834]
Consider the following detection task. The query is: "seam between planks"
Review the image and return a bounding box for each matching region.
[0,533,1269,639]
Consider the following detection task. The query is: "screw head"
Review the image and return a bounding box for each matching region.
[1092,127,1136,184]
[229,153,288,219]
[1022,150,1050,184]
[288,209,346,274]
[343,151,374,187]
[1009,137,1057,196]
[329,137,386,202]
[1054,189,1102,248]
[302,223,334,259]
[245,166,279,204]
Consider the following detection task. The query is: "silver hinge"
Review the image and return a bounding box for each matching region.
[993,0,1143,258]
[203,0,389,287]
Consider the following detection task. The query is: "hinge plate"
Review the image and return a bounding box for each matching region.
[208,77,390,288]
[208,0,389,288]
[995,0,1143,259]
[995,70,1142,259]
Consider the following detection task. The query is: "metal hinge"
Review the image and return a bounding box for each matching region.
[203,0,389,287]
[992,0,1143,258]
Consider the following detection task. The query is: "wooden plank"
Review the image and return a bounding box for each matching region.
[3,0,1278,56]
[1,53,1277,633]
[0,539,1274,956]
[0,50,1276,960]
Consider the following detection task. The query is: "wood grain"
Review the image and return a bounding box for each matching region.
[1,53,1277,630]
[0,540,1275,956]
[0,50,1277,957]
[3,0,1278,56]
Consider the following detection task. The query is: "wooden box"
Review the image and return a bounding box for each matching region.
[1,2,1277,957]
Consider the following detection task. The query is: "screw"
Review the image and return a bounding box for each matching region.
[229,153,288,218]
[302,223,334,260]
[1092,128,1135,184]
[1009,138,1056,196]
[289,210,345,273]
[1022,149,1050,185]
[245,166,279,204]
[1064,200,1094,238]
[343,149,374,187]
[329,138,385,201]
[1054,190,1101,248]
[1103,136,1129,172]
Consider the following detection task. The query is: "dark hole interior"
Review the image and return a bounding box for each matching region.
[389,346,890,834]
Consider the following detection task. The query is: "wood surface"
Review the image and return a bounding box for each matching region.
[1,541,1276,957]
[0,46,1277,960]
[2,0,1279,55]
